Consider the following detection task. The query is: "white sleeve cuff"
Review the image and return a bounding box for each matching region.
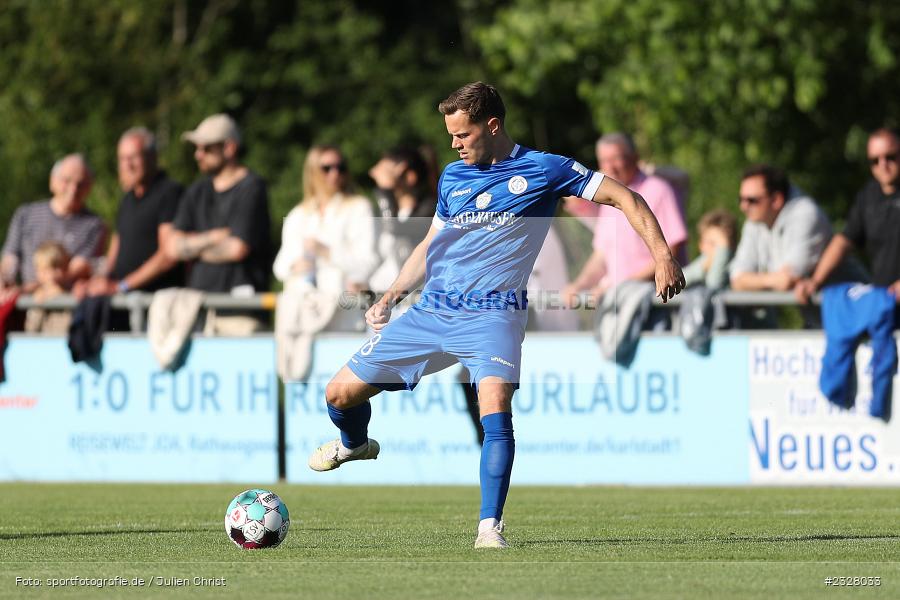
[580,171,605,201]
[431,214,446,230]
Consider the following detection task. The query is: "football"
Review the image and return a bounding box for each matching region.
[225,489,290,549]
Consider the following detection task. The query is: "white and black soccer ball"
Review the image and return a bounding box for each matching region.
[225,488,290,549]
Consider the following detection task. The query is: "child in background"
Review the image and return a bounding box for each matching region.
[682,209,737,291]
[25,241,73,334]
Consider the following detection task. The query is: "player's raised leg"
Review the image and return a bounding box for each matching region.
[474,376,516,549]
[308,365,382,472]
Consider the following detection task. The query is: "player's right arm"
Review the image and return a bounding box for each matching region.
[366,224,441,330]
[591,177,685,302]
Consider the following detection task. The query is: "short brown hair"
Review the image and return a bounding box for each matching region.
[698,209,738,249]
[438,82,506,123]
[741,163,789,198]
[33,241,69,270]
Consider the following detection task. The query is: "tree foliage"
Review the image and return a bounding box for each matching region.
[2,0,899,260]
[478,0,900,225]
[0,0,493,239]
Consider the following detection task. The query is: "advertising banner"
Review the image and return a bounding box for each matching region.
[0,336,278,482]
[748,335,900,485]
[287,334,750,484]
[12,330,896,485]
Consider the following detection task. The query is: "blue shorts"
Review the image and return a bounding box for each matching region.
[346,306,525,391]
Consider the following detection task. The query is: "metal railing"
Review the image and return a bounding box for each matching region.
[15,292,277,332]
[653,290,817,306]
[13,290,817,332]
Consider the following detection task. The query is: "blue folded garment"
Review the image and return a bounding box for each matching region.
[819,283,897,419]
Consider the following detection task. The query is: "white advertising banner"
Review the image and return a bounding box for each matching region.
[749,334,900,485]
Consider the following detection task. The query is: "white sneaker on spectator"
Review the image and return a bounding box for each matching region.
[308,438,380,472]
[474,519,509,549]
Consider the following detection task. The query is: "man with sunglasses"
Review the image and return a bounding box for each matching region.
[166,114,273,334]
[730,164,837,293]
[795,128,900,315]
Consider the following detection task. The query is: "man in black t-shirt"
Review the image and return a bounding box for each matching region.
[166,114,272,334]
[796,128,900,323]
[86,127,184,301]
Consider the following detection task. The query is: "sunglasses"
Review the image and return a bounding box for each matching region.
[320,162,347,174]
[195,143,224,154]
[738,195,764,205]
[868,153,898,166]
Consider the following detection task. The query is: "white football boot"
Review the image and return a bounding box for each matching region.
[474,519,509,549]
[308,438,380,472]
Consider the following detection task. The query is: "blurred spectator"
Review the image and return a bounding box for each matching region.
[682,209,737,291]
[1,154,106,293]
[24,241,72,334]
[676,209,737,350]
[643,163,690,221]
[84,127,184,300]
[796,128,900,317]
[418,143,441,200]
[564,132,687,304]
[528,221,579,331]
[641,162,690,264]
[730,164,844,291]
[369,145,436,295]
[273,145,376,331]
[167,114,273,335]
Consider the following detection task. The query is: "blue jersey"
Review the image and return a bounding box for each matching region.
[419,144,603,314]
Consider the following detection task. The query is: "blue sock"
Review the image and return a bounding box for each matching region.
[327,402,372,449]
[479,412,515,521]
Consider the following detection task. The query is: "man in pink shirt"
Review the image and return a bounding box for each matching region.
[565,133,687,304]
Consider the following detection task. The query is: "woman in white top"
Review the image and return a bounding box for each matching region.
[273,145,377,331]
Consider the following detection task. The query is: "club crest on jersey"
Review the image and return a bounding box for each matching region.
[508,175,528,194]
[475,192,492,209]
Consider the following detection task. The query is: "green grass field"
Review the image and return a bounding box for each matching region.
[1,484,898,599]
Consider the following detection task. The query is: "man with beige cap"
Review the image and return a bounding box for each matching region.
[166,113,273,334]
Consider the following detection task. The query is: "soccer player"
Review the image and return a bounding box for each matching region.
[308,82,685,548]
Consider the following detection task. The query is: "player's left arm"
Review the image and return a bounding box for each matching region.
[591,177,685,302]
